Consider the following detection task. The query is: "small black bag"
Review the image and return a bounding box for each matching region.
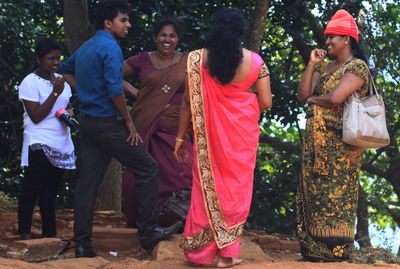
[159,189,191,228]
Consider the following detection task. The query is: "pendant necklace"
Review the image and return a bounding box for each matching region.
[157,52,174,94]
[161,84,171,94]
[328,55,353,75]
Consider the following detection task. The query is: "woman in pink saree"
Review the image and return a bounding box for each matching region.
[174,9,272,267]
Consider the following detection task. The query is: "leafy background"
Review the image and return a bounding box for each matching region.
[0,0,399,254]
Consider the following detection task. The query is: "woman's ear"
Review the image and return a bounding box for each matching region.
[35,56,41,66]
[345,35,351,45]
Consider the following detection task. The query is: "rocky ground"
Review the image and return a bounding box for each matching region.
[0,207,399,268]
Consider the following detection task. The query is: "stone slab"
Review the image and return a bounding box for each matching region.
[6,238,61,262]
[41,256,110,269]
[92,227,138,240]
[153,234,273,263]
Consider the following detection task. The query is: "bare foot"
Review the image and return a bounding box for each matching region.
[217,257,243,268]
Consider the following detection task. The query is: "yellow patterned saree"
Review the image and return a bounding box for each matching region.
[296,59,369,261]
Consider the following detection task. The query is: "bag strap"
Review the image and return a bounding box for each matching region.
[342,59,381,100]
[366,68,380,98]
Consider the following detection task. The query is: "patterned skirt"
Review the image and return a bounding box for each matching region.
[296,113,362,261]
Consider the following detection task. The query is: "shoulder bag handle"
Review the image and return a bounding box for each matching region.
[342,59,380,100]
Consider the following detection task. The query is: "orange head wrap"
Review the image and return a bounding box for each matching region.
[324,9,359,42]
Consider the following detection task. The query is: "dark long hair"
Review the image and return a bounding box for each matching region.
[350,37,368,65]
[205,9,246,84]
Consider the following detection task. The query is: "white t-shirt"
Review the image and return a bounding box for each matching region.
[19,73,75,168]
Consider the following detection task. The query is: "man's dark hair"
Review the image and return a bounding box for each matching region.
[95,0,131,30]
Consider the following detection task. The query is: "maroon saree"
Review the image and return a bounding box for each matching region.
[122,52,193,226]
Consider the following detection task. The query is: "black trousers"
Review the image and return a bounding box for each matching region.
[18,149,64,236]
[73,116,159,245]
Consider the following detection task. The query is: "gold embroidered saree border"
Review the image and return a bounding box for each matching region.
[180,225,214,252]
[181,49,244,252]
[258,63,270,78]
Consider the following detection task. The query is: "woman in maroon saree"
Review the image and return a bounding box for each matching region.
[174,9,272,267]
[122,19,193,228]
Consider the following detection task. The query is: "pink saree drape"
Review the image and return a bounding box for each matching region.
[181,49,265,264]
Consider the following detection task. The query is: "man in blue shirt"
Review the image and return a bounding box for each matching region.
[60,0,180,257]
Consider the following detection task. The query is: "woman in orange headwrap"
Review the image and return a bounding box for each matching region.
[296,9,370,261]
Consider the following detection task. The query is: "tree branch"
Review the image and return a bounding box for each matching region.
[367,196,400,225]
[292,34,311,63]
[260,133,395,187]
[303,6,325,46]
[361,161,388,178]
[288,4,324,63]
[245,0,270,53]
[259,134,300,154]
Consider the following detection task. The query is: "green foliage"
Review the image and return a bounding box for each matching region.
[118,0,256,56]
[0,0,67,200]
[359,1,400,234]
[0,1,399,246]
[248,122,300,233]
[0,191,17,208]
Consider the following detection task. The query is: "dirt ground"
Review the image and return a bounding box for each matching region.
[0,207,399,268]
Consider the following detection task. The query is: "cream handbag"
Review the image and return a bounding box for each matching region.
[342,66,390,148]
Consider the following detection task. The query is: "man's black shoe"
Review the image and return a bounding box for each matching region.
[75,243,97,258]
[139,221,182,252]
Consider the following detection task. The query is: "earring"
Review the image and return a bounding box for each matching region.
[345,42,348,44]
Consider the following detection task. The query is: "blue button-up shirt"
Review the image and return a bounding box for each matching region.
[59,30,123,117]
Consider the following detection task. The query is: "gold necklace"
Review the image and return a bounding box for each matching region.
[156,52,174,94]
[329,55,353,75]
[335,55,353,66]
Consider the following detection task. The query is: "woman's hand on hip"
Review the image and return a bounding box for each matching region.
[125,119,143,146]
[123,80,139,98]
[173,140,186,163]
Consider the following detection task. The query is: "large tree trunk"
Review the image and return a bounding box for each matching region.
[63,0,122,213]
[245,0,270,53]
[355,185,372,248]
[95,158,122,213]
[63,0,94,54]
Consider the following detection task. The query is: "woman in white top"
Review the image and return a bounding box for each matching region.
[18,38,76,239]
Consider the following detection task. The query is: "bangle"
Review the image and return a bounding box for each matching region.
[175,137,184,142]
[52,92,59,97]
